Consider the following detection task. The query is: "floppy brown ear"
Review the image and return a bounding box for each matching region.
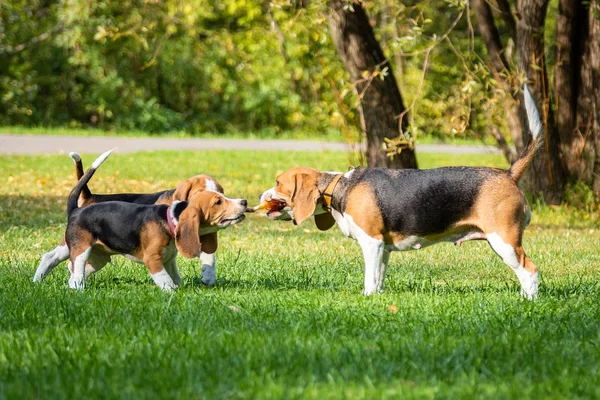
[173,179,192,201]
[200,232,218,254]
[175,206,202,258]
[292,173,320,226]
[314,213,336,231]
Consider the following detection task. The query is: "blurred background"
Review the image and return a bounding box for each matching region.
[1,0,598,204]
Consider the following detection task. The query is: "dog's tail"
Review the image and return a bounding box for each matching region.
[509,84,544,182]
[67,150,112,215]
[69,152,93,204]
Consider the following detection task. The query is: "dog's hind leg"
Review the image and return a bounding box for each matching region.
[84,252,111,279]
[68,246,92,290]
[33,242,70,282]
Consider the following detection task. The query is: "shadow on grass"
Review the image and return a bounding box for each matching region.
[0,195,66,230]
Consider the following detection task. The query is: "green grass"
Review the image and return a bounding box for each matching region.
[1,150,599,399]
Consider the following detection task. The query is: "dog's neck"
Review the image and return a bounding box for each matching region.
[166,202,181,236]
[320,173,344,213]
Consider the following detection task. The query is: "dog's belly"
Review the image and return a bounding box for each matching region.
[123,254,144,264]
[386,230,485,252]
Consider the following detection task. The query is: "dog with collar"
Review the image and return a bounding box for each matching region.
[63,150,247,291]
[34,153,225,285]
[256,85,543,299]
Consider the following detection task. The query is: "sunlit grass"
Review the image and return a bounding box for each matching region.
[1,149,599,399]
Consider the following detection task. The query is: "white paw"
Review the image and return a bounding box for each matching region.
[362,286,384,296]
[69,275,85,290]
[201,265,216,286]
[33,271,44,282]
[160,283,177,292]
[520,272,539,300]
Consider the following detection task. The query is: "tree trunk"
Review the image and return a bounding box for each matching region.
[516,0,566,204]
[590,0,600,196]
[472,0,525,151]
[327,0,417,169]
[555,0,600,199]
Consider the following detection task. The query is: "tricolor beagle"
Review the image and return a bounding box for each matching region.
[257,85,543,299]
[34,153,225,286]
[63,150,247,290]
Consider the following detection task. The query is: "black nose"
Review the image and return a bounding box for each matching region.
[241,199,248,207]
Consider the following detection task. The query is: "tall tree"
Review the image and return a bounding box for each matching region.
[472,0,600,203]
[327,0,417,169]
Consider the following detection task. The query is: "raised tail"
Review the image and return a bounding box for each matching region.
[509,84,545,182]
[67,150,112,215]
[69,152,93,203]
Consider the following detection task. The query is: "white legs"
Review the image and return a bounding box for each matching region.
[33,244,70,282]
[199,252,216,286]
[360,237,388,296]
[68,247,91,290]
[151,269,177,291]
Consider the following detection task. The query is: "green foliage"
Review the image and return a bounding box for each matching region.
[0,0,515,142]
[1,150,599,398]
[0,0,342,135]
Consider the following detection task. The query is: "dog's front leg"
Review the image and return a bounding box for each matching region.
[145,252,177,291]
[199,252,216,286]
[359,237,386,295]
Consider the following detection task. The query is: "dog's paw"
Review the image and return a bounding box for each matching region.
[68,275,85,290]
[201,265,217,286]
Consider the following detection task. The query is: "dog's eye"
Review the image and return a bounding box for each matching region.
[275,180,280,187]
[215,199,222,206]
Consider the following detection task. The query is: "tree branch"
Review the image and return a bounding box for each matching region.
[472,0,510,73]
[2,23,64,55]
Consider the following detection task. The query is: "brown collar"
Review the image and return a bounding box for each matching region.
[322,174,343,213]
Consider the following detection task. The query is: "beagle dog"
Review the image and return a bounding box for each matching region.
[34,153,224,286]
[257,85,543,299]
[63,150,247,290]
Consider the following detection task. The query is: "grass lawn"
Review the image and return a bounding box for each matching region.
[1,149,599,399]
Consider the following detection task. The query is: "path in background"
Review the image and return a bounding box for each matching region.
[0,134,501,155]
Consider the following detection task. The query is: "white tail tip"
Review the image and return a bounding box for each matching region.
[91,149,113,169]
[523,84,542,139]
[69,152,81,163]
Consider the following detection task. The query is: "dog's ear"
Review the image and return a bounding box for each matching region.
[314,213,336,231]
[200,232,218,254]
[173,179,192,201]
[292,173,320,226]
[175,204,202,258]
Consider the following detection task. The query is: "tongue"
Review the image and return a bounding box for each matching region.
[266,211,282,219]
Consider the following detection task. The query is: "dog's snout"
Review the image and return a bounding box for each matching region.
[258,193,263,201]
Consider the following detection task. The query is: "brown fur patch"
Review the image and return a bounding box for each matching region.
[468,175,528,245]
[173,175,224,201]
[140,221,172,274]
[344,183,385,241]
